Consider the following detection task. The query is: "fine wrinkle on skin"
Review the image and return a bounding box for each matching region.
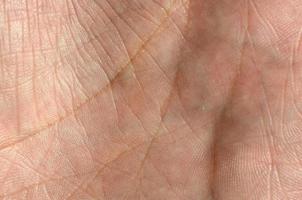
[0,0,60,90]
[0,1,187,152]
[132,64,180,187]
[289,26,302,121]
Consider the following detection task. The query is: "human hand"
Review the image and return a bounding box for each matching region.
[0,0,301,199]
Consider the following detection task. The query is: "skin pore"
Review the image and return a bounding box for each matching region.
[1,0,302,199]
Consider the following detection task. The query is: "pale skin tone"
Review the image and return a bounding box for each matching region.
[0,0,302,199]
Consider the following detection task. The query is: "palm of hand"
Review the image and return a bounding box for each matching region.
[0,0,301,199]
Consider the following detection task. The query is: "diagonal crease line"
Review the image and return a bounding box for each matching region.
[122,65,180,200]
[0,1,187,152]
[73,140,150,197]
[0,169,98,199]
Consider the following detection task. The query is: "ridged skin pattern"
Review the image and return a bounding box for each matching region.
[0,0,302,199]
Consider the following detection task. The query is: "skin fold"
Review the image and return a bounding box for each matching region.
[0,0,302,199]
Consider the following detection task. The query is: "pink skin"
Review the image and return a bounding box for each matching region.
[0,0,301,199]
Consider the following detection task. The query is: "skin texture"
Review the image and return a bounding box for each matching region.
[0,0,302,199]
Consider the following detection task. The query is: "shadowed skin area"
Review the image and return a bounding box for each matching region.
[0,0,302,199]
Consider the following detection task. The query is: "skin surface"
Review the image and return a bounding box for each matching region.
[0,0,302,199]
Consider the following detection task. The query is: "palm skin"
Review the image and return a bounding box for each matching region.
[0,0,301,199]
